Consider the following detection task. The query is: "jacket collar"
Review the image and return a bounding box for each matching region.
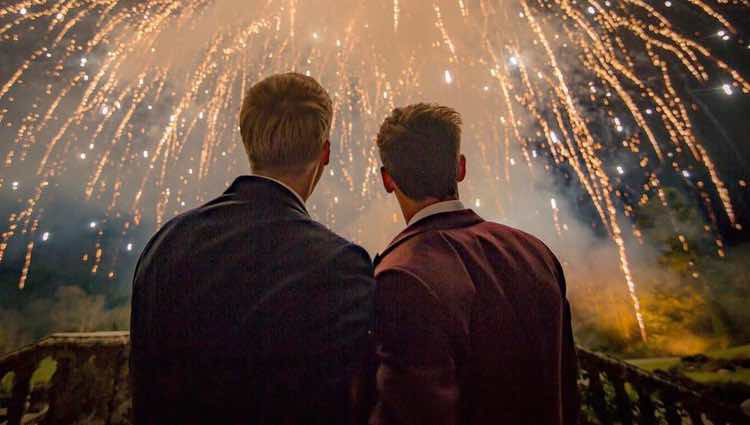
[375,209,483,266]
[250,174,307,207]
[224,175,309,217]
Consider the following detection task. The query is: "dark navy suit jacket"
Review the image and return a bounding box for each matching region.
[130,176,375,424]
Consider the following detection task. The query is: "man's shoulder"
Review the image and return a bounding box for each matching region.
[483,220,558,256]
[313,223,373,268]
[376,218,557,273]
[133,205,210,275]
[151,193,241,232]
[374,228,460,278]
[481,219,539,241]
[135,202,372,284]
[158,199,361,254]
[287,221,374,287]
[139,198,228,248]
[240,201,372,271]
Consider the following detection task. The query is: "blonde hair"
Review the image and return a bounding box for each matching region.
[240,72,333,171]
[376,103,462,200]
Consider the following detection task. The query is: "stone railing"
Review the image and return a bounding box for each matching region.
[1,332,748,424]
[0,332,131,425]
[576,348,749,425]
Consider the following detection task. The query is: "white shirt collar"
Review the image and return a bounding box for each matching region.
[407,199,466,227]
[250,174,307,207]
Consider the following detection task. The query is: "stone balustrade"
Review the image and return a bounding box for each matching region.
[0,332,747,424]
[576,346,748,424]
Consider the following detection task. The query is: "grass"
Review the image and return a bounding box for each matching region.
[684,369,750,384]
[707,344,750,360]
[628,357,680,371]
[627,344,750,385]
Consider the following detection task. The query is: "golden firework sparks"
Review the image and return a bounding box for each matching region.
[0,0,748,342]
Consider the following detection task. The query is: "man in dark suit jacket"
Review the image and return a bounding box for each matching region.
[130,73,375,424]
[370,103,580,425]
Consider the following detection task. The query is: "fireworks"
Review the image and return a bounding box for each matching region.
[1,0,748,341]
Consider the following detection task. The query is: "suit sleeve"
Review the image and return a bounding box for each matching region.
[329,243,376,360]
[370,268,459,425]
[327,243,377,424]
[129,235,163,425]
[555,258,581,425]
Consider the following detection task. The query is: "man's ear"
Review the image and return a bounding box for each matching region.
[321,140,331,166]
[457,154,467,182]
[381,167,396,194]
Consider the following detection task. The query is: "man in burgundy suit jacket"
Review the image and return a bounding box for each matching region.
[370,103,580,425]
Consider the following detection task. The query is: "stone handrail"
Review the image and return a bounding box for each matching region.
[0,332,131,425]
[0,332,748,424]
[576,347,749,424]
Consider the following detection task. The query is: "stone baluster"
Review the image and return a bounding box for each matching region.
[42,352,78,425]
[611,376,633,425]
[661,391,683,425]
[706,408,732,425]
[636,386,656,425]
[684,405,704,425]
[587,369,609,422]
[7,362,34,425]
[3,334,748,425]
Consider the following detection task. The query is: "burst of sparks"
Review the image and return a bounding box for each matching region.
[1,0,748,342]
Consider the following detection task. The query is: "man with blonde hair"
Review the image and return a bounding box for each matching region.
[369,103,580,425]
[131,72,375,424]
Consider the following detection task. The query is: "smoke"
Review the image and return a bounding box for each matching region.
[345,143,646,331]
[0,0,662,353]
[1,0,748,356]
[0,286,130,355]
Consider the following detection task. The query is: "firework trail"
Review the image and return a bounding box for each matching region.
[1,0,748,341]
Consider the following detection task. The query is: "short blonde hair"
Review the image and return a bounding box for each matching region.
[240,73,333,171]
[376,103,462,200]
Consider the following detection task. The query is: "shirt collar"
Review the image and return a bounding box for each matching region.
[249,174,307,207]
[375,208,484,267]
[407,199,466,227]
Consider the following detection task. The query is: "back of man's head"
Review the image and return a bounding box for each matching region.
[376,103,463,200]
[240,72,333,172]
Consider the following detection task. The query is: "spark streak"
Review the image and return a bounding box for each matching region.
[0,0,747,342]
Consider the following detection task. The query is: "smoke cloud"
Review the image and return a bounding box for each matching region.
[1,0,748,357]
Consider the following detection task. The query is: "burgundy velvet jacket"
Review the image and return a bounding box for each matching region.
[370,209,579,425]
